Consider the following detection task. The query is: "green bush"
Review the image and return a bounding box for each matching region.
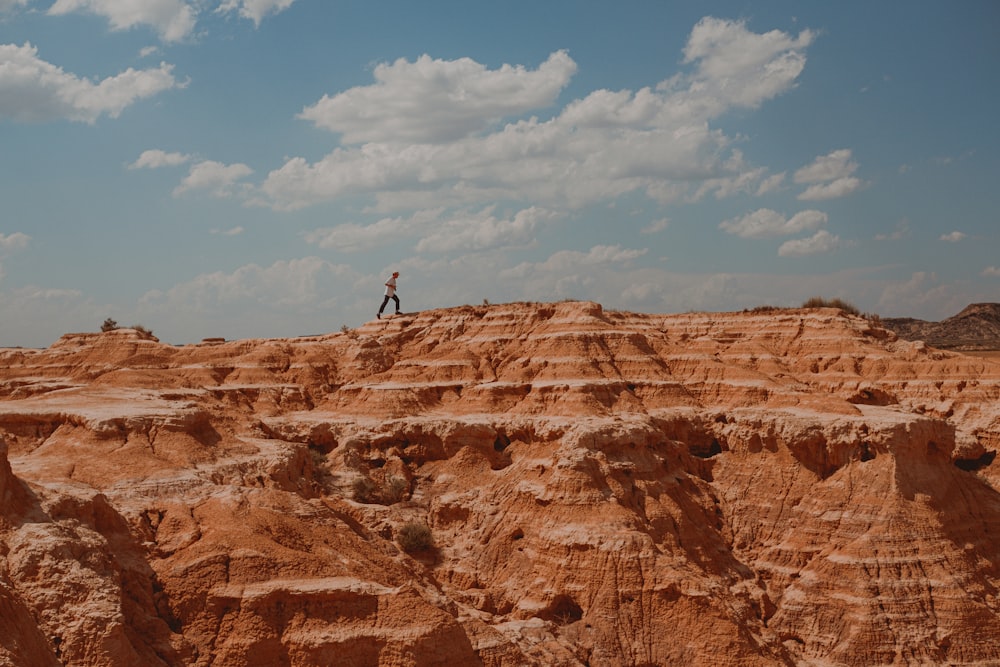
[101,318,119,332]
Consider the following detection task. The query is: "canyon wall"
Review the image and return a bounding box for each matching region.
[1,302,998,666]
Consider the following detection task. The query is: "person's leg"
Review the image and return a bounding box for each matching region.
[378,295,390,315]
[392,294,400,313]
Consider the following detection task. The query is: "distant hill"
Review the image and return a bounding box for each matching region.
[883,303,1000,350]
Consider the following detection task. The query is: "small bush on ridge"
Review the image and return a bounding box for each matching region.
[801,297,860,316]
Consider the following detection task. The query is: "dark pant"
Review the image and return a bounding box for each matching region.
[379,294,400,314]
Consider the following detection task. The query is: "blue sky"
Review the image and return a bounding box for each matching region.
[1,1,997,346]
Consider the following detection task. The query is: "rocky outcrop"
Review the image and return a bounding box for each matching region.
[884,302,1000,350]
[0,302,998,666]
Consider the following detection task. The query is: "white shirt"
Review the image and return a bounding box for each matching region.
[384,276,397,297]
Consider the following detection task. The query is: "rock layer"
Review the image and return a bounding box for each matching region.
[1,303,999,666]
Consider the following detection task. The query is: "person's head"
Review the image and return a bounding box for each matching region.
[392,271,399,277]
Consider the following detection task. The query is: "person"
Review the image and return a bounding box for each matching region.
[377,271,401,319]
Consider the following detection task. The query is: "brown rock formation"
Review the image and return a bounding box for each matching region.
[1,302,998,666]
[884,302,1000,351]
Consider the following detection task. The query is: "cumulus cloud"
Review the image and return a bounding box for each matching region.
[300,50,577,144]
[263,18,815,212]
[939,231,966,242]
[501,244,647,280]
[876,272,951,315]
[217,0,296,26]
[173,160,253,197]
[0,43,181,123]
[304,206,558,255]
[0,0,28,11]
[415,206,559,254]
[0,232,30,252]
[794,149,865,200]
[129,149,191,169]
[756,172,786,195]
[777,230,841,257]
[982,266,1000,278]
[679,17,815,111]
[692,156,771,200]
[794,149,856,184]
[720,208,827,238]
[304,208,445,253]
[47,0,197,43]
[798,177,864,201]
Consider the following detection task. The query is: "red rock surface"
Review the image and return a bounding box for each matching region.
[1,302,999,666]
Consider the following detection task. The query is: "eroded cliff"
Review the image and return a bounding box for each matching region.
[1,302,998,666]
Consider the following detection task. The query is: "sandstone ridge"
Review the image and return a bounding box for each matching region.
[1,301,999,666]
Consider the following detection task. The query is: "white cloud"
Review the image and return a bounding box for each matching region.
[263,19,815,212]
[777,230,841,257]
[680,17,815,111]
[0,286,93,347]
[875,219,910,241]
[756,171,786,195]
[47,0,197,43]
[304,208,445,253]
[720,208,827,238]
[300,51,577,144]
[877,272,949,315]
[217,0,296,26]
[794,149,865,201]
[0,42,181,123]
[415,206,558,254]
[939,231,966,242]
[642,217,670,234]
[797,177,864,201]
[982,266,1000,278]
[304,206,559,255]
[501,244,647,279]
[794,149,856,183]
[263,118,737,212]
[0,0,28,11]
[140,257,358,312]
[129,149,191,169]
[173,160,253,197]
[692,157,771,200]
[0,232,30,252]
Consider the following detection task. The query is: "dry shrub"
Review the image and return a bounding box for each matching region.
[801,297,860,316]
[864,312,883,328]
[396,522,433,553]
[384,475,409,503]
[352,474,409,504]
[131,324,156,339]
[352,476,377,503]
